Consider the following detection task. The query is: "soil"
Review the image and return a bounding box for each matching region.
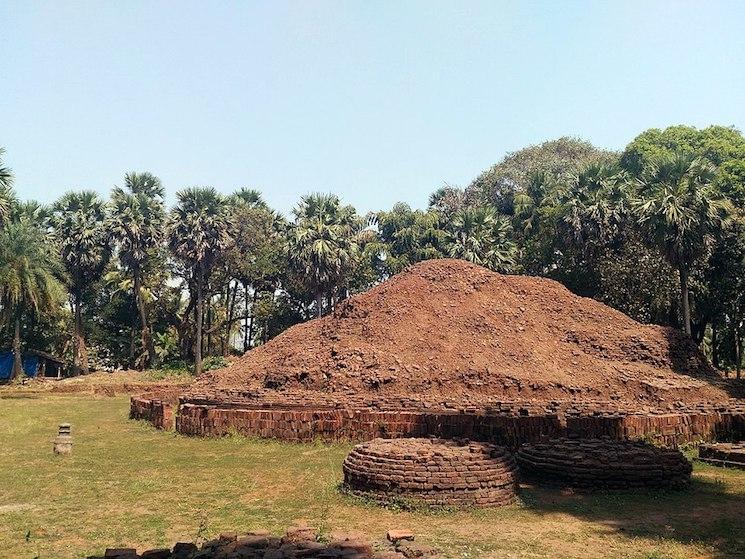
[193,259,731,408]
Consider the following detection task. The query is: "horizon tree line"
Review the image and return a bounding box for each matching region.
[0,124,744,379]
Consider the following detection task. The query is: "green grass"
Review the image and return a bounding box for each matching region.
[0,394,744,558]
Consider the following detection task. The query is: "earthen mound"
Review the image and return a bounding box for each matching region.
[343,438,518,507]
[517,438,692,489]
[194,259,727,408]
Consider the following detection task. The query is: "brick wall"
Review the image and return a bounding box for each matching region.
[131,397,745,448]
[129,396,175,430]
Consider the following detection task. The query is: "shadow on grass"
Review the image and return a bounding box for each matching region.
[519,473,745,559]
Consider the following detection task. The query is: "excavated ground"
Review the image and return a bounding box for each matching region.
[191,259,731,411]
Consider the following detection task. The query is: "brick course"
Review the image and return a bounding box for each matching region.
[131,396,745,449]
[343,438,518,507]
[517,438,692,489]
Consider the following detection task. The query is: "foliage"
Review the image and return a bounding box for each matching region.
[621,125,745,175]
[467,137,618,211]
[375,203,446,275]
[289,193,361,317]
[596,234,678,324]
[447,206,516,272]
[167,186,233,374]
[0,220,66,377]
[108,172,166,369]
[0,221,66,323]
[632,154,732,334]
[2,125,745,373]
[153,328,179,365]
[50,190,111,374]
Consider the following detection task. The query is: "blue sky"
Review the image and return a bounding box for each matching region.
[2,1,744,215]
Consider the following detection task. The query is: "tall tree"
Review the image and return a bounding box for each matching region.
[289,193,359,318]
[51,191,111,374]
[108,172,165,369]
[0,221,65,378]
[447,206,516,272]
[168,187,232,374]
[633,154,731,335]
[227,194,287,351]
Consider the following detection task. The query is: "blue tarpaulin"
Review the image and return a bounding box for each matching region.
[23,355,38,377]
[0,351,39,379]
[0,352,12,380]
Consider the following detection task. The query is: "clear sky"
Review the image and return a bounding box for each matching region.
[2,1,744,215]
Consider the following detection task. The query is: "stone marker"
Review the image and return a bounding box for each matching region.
[54,423,73,455]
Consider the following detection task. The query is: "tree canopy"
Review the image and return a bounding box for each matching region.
[2,124,745,377]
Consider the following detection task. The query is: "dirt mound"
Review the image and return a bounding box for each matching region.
[195,259,728,407]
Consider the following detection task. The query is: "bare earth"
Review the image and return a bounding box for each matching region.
[195,259,730,408]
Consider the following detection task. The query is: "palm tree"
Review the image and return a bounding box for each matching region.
[448,206,516,272]
[556,163,630,252]
[633,154,732,335]
[51,191,111,374]
[0,148,12,188]
[0,221,65,379]
[229,187,268,209]
[512,171,556,237]
[168,187,232,375]
[289,193,359,318]
[0,148,16,227]
[108,172,165,368]
[0,186,16,228]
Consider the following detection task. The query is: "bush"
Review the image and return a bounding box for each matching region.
[145,362,193,381]
[202,356,230,372]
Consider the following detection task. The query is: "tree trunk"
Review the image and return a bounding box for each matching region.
[265,291,276,344]
[134,269,155,369]
[225,281,238,356]
[73,293,89,375]
[680,267,691,336]
[206,299,212,357]
[711,322,719,370]
[247,289,258,350]
[129,323,136,368]
[736,320,742,380]
[195,267,204,375]
[243,282,250,352]
[316,291,323,318]
[11,316,22,380]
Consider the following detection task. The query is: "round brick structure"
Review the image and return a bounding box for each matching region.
[517,438,692,489]
[342,437,519,508]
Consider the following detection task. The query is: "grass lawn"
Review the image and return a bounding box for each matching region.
[0,393,744,559]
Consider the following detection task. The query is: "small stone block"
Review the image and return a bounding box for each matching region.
[387,530,415,543]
